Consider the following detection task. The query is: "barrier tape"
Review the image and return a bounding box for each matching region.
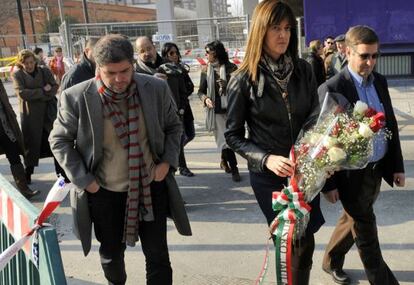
[0,177,70,271]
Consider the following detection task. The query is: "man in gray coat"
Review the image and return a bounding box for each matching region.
[49,34,191,285]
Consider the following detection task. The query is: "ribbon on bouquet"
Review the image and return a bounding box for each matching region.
[269,147,311,285]
[0,177,70,271]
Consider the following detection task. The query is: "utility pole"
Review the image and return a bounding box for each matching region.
[27,1,37,45]
[57,0,64,24]
[16,0,27,48]
[82,0,90,23]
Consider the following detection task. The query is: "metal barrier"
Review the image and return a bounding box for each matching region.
[59,16,249,59]
[0,174,66,285]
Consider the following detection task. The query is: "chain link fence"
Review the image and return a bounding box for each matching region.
[59,16,249,60]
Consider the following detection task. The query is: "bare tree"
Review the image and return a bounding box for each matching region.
[0,0,17,34]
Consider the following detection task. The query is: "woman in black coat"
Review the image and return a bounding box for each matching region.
[158,42,195,177]
[225,1,335,283]
[306,39,326,86]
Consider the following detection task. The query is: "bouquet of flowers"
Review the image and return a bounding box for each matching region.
[269,93,389,285]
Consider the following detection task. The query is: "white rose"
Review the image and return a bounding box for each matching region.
[327,147,346,162]
[353,101,368,116]
[323,136,338,148]
[308,133,323,145]
[358,123,374,138]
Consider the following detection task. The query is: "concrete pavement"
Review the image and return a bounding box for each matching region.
[0,78,413,285]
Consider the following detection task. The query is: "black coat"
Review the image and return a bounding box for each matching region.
[319,68,404,193]
[306,52,326,87]
[225,58,325,234]
[225,59,319,172]
[60,53,95,91]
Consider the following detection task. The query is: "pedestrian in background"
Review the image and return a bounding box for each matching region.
[0,79,38,199]
[320,25,404,285]
[60,38,98,90]
[33,47,46,67]
[135,36,166,79]
[49,34,191,285]
[12,49,64,184]
[325,34,347,79]
[159,42,196,177]
[306,39,326,86]
[49,46,66,84]
[225,1,336,283]
[198,40,240,182]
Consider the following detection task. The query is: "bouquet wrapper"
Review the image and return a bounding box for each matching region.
[269,93,388,285]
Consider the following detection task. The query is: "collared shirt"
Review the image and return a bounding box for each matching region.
[348,66,388,162]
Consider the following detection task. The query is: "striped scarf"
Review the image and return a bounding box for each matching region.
[96,75,154,247]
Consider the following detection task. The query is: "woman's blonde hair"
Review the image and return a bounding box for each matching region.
[236,0,298,83]
[309,40,322,53]
[16,49,36,69]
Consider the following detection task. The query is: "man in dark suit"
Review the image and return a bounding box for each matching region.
[318,26,405,285]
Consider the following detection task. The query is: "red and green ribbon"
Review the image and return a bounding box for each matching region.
[269,147,311,285]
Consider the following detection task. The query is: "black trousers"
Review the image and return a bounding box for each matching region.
[249,170,315,278]
[325,163,399,285]
[0,123,21,165]
[88,180,172,285]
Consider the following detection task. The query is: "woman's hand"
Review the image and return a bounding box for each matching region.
[205,98,214,109]
[265,155,295,177]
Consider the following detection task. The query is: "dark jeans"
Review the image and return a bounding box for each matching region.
[0,123,22,165]
[88,180,172,285]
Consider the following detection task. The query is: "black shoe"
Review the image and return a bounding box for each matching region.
[231,167,241,182]
[179,167,194,177]
[220,160,231,173]
[323,268,351,284]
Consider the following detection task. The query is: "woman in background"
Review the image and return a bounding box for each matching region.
[12,49,66,184]
[198,40,240,182]
[159,42,196,177]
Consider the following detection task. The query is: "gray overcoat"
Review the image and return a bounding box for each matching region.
[49,73,192,256]
[12,66,58,166]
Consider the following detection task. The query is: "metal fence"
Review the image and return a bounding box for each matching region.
[59,16,249,59]
[0,174,66,285]
[0,34,53,57]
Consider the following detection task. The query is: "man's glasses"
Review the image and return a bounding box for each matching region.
[352,49,380,60]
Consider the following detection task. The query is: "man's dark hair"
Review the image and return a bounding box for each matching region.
[93,34,134,66]
[33,47,43,55]
[205,40,229,65]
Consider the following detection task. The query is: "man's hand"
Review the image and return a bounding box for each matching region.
[86,180,100,193]
[154,162,170,181]
[393,173,405,187]
[265,155,295,177]
[323,189,339,203]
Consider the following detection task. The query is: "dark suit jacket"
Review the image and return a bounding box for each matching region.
[318,68,404,194]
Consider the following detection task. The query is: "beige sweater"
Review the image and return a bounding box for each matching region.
[96,100,155,192]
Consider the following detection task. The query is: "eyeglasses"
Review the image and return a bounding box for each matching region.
[326,41,334,45]
[168,51,178,56]
[352,48,380,60]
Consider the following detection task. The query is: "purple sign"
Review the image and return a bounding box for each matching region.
[304,0,414,45]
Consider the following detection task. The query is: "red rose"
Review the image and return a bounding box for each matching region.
[369,112,385,132]
[365,108,377,117]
